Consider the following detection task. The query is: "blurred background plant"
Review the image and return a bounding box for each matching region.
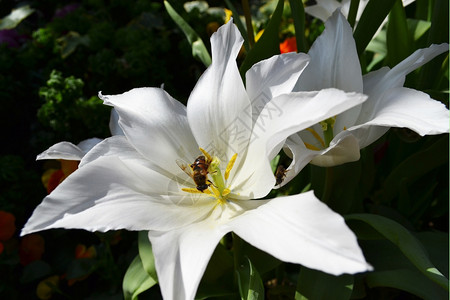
[0,0,448,299]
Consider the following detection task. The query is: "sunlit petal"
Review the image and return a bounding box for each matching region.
[228,191,372,275]
[187,20,252,163]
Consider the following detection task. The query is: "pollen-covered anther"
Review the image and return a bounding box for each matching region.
[182,188,211,194]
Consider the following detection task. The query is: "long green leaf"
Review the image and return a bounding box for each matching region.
[138,231,158,280]
[346,214,449,290]
[123,255,158,300]
[239,0,284,78]
[236,257,264,300]
[386,0,411,66]
[366,269,448,300]
[164,1,211,67]
[382,136,449,203]
[289,0,308,52]
[353,0,396,55]
[295,267,353,300]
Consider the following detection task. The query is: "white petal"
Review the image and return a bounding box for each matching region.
[296,10,363,93]
[149,217,226,300]
[37,141,84,161]
[246,52,310,124]
[310,131,361,166]
[187,20,252,163]
[363,44,449,99]
[232,89,367,198]
[350,87,449,148]
[304,0,341,22]
[296,10,364,129]
[227,191,372,275]
[100,88,199,176]
[76,138,103,154]
[109,108,124,136]
[22,156,213,236]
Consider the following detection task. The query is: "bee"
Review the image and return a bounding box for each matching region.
[275,165,288,186]
[176,156,212,192]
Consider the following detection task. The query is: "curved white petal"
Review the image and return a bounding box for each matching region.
[296,10,363,130]
[304,0,341,22]
[36,138,102,161]
[282,130,360,184]
[296,10,363,93]
[227,191,372,275]
[109,108,124,136]
[350,87,449,148]
[310,131,361,166]
[246,52,310,124]
[363,44,449,101]
[100,88,199,176]
[232,89,367,198]
[148,215,225,300]
[187,20,252,163]
[22,156,213,236]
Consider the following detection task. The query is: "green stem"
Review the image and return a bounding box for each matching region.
[321,167,333,205]
[242,0,255,47]
[232,233,244,290]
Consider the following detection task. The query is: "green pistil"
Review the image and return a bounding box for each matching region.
[209,158,226,195]
[320,117,336,147]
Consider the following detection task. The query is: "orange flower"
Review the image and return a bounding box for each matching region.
[19,234,45,265]
[42,160,79,194]
[74,244,96,259]
[280,36,297,53]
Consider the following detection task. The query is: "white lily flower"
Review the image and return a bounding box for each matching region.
[22,20,371,299]
[305,0,415,30]
[283,10,449,184]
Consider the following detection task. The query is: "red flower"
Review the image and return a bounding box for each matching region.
[280,36,297,54]
[0,211,16,255]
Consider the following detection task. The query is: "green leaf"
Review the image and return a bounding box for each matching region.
[382,136,449,203]
[407,19,431,42]
[239,0,284,78]
[347,0,360,28]
[295,267,353,300]
[56,31,90,59]
[289,0,308,52]
[138,231,158,281]
[164,0,211,67]
[236,257,264,300]
[366,269,448,300]
[354,0,396,55]
[386,0,411,66]
[346,214,449,290]
[0,5,34,30]
[123,255,158,300]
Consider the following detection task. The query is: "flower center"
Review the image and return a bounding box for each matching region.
[181,148,237,206]
[304,116,337,150]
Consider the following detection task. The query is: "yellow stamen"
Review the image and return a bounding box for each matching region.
[199,147,213,162]
[304,142,321,151]
[209,184,221,199]
[222,188,231,197]
[305,128,325,148]
[181,188,211,194]
[225,153,238,180]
